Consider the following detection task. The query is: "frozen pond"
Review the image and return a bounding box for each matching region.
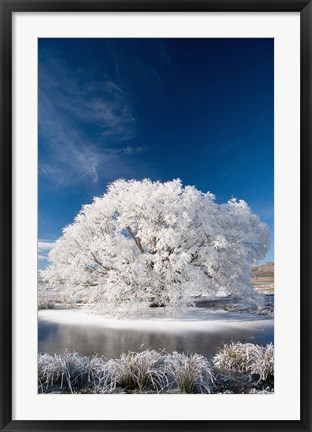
[38,307,274,360]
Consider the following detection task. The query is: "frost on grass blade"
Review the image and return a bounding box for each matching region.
[165,352,215,394]
[38,347,274,394]
[38,350,217,394]
[116,350,169,393]
[213,342,274,382]
[38,351,118,394]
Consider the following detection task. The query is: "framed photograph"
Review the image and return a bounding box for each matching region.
[1,1,311,431]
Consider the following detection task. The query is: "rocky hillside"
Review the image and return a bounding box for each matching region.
[251,262,274,294]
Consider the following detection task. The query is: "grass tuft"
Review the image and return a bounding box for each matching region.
[38,351,117,394]
[38,344,273,394]
[213,342,274,382]
[116,350,169,392]
[166,352,215,393]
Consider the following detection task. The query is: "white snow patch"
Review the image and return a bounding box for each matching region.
[38,309,273,334]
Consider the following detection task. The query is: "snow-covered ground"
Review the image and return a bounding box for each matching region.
[38,307,273,333]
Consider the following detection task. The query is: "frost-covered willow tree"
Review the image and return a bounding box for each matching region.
[43,179,269,315]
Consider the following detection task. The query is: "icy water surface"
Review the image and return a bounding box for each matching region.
[38,307,274,360]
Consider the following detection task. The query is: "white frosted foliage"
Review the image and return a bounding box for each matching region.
[43,179,269,315]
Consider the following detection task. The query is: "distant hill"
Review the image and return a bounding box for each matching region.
[251,262,274,293]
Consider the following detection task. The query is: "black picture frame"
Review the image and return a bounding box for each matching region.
[1,1,311,431]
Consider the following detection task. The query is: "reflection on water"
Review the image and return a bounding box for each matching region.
[38,313,274,360]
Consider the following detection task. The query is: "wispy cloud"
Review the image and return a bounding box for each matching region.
[38,241,56,251]
[39,57,139,187]
[57,80,136,142]
[38,240,56,263]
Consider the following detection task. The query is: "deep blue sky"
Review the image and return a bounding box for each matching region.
[38,38,274,268]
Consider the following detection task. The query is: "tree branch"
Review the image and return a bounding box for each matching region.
[90,252,116,272]
[127,226,145,254]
